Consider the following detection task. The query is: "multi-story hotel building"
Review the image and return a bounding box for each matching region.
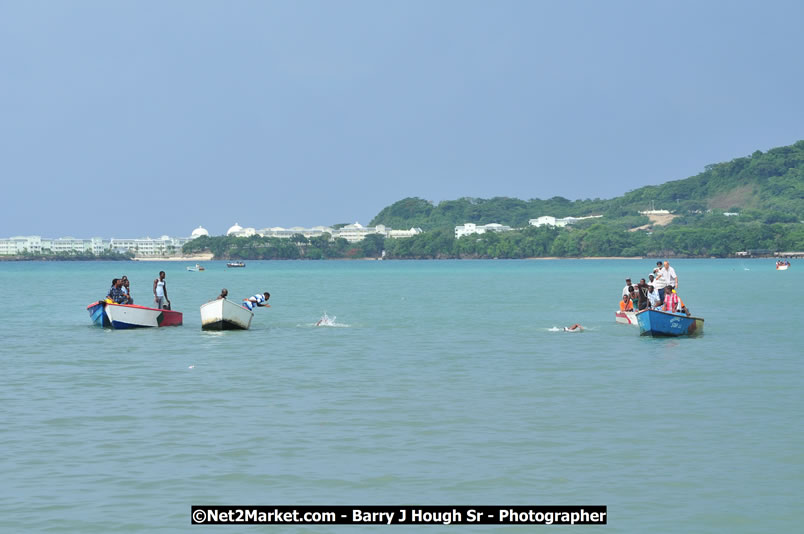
[0,222,423,256]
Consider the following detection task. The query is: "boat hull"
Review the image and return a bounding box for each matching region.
[776,265,789,270]
[615,310,638,325]
[87,301,111,327]
[637,309,704,337]
[200,298,253,330]
[87,301,183,329]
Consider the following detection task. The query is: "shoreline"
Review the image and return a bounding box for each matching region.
[132,253,214,262]
[525,256,644,260]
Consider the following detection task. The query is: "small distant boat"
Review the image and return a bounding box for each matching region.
[86,301,183,329]
[200,298,254,330]
[636,309,704,337]
[186,264,205,272]
[227,261,246,268]
[615,310,638,326]
[776,261,790,270]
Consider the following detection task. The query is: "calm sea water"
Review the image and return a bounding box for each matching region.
[1,259,801,532]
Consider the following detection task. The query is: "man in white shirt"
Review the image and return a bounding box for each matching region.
[622,278,633,298]
[647,284,661,309]
[663,261,678,289]
[652,262,668,303]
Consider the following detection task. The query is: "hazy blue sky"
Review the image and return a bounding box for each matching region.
[2,1,802,237]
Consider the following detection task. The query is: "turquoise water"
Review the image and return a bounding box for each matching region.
[1,259,802,532]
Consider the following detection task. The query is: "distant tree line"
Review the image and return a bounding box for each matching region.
[183,214,804,260]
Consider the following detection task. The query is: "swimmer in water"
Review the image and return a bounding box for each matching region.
[563,324,584,332]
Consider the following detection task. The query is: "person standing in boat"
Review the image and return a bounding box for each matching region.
[637,278,650,310]
[652,262,667,303]
[663,261,678,289]
[647,284,661,309]
[622,278,633,298]
[242,292,270,311]
[153,271,170,310]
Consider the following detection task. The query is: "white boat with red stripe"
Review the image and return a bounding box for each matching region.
[86,301,183,329]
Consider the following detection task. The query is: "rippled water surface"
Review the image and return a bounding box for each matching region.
[1,259,802,532]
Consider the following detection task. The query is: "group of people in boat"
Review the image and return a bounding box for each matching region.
[619,260,690,316]
[106,272,270,312]
[106,271,171,309]
[776,260,791,268]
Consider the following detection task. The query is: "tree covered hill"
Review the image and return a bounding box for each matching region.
[370,140,804,230]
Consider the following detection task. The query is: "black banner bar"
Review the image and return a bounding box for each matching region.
[191,505,607,525]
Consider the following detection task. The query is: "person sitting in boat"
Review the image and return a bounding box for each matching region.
[647,284,661,309]
[662,285,680,313]
[629,285,639,310]
[121,275,133,304]
[217,288,228,300]
[107,278,130,305]
[674,289,691,316]
[619,294,633,311]
[242,292,270,311]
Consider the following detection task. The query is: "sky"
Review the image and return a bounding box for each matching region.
[1,0,803,238]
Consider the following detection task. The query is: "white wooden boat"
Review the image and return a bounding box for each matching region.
[615,310,638,326]
[200,298,254,330]
[87,301,183,329]
[776,262,789,270]
[227,261,246,268]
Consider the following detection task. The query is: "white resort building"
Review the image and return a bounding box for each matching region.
[454,223,513,239]
[0,220,424,256]
[529,215,603,228]
[0,228,207,256]
[245,222,423,242]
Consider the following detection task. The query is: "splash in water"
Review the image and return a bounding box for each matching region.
[315,312,348,327]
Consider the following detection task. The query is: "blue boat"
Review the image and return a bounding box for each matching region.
[636,309,704,337]
[87,300,111,327]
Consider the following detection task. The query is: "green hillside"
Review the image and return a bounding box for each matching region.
[187,141,804,259]
[370,140,804,230]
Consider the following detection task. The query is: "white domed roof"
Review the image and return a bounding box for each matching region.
[191,226,209,238]
[227,223,243,235]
